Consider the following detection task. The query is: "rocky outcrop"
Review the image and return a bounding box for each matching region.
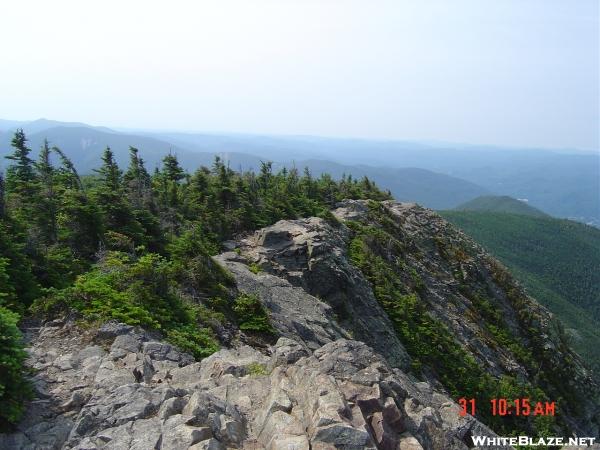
[216,218,411,370]
[214,251,349,351]
[216,200,600,438]
[0,319,500,450]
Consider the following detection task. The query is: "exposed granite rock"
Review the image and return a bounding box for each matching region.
[216,217,411,369]
[214,251,350,351]
[0,323,499,450]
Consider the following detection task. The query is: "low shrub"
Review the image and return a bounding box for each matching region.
[32,251,220,360]
[233,293,275,335]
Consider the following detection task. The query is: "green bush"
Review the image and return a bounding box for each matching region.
[32,251,221,360]
[316,209,341,227]
[0,258,17,309]
[0,307,32,430]
[248,263,262,275]
[233,293,275,334]
[166,325,219,359]
[167,227,234,299]
[246,362,268,376]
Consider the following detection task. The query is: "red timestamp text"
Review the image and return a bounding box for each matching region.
[458,398,556,417]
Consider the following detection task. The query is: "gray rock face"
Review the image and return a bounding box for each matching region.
[216,217,411,369]
[214,252,349,351]
[0,321,247,450]
[0,324,498,450]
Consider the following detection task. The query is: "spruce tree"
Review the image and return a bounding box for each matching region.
[0,220,40,310]
[52,146,100,261]
[258,161,273,192]
[53,146,84,191]
[124,147,163,252]
[0,172,5,219]
[95,147,122,191]
[124,147,152,208]
[5,130,36,191]
[4,130,38,217]
[158,153,184,211]
[93,147,143,248]
[35,140,58,244]
[162,153,185,184]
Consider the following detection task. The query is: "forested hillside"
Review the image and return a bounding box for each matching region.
[441,210,600,371]
[0,130,390,428]
[453,195,549,217]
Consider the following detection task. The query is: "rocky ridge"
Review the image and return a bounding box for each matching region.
[2,199,599,449]
[0,319,499,450]
[218,200,600,437]
[216,216,411,370]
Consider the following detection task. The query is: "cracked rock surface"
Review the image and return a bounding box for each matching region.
[215,216,411,370]
[0,320,498,450]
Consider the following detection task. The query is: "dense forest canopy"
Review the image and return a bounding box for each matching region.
[0,130,390,428]
[453,195,549,218]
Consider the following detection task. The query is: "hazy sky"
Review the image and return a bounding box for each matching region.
[1,0,598,150]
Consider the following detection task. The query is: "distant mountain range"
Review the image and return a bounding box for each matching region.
[442,198,600,371]
[145,129,599,225]
[1,118,598,223]
[0,119,489,210]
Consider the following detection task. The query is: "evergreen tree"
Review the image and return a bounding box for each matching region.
[0,172,5,219]
[48,146,100,261]
[186,168,209,208]
[5,130,36,193]
[162,153,185,184]
[92,147,143,249]
[301,167,317,199]
[95,147,122,191]
[159,153,184,208]
[0,220,40,311]
[153,153,186,235]
[0,258,17,309]
[258,161,273,192]
[35,140,58,244]
[4,130,38,218]
[124,147,152,208]
[213,157,235,211]
[53,146,84,191]
[57,189,102,260]
[122,147,163,252]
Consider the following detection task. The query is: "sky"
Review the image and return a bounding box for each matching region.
[1,0,598,150]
